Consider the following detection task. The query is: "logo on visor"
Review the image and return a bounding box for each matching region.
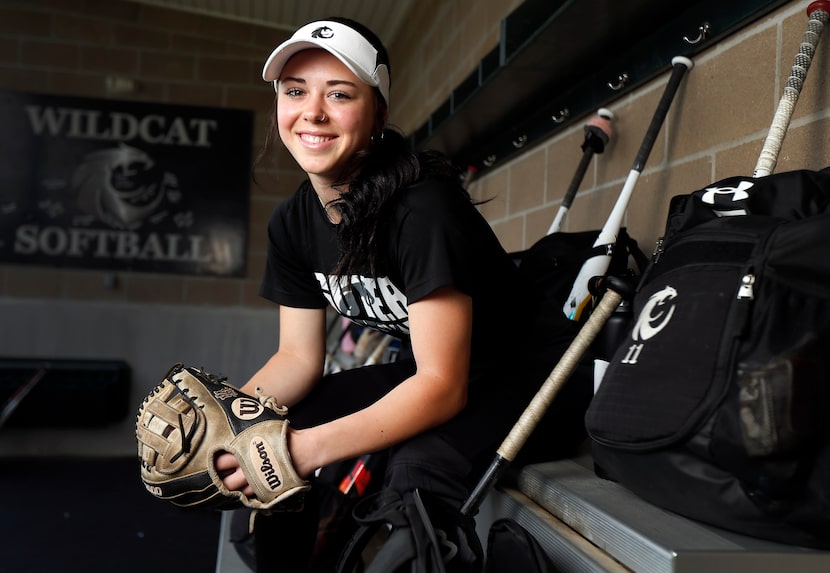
[311,26,334,39]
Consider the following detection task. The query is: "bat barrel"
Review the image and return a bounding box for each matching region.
[562,56,692,321]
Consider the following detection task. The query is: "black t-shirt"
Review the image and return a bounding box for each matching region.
[260,177,575,384]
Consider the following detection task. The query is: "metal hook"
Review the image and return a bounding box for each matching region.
[512,135,528,148]
[552,108,570,123]
[683,22,710,45]
[607,72,629,91]
[483,155,497,167]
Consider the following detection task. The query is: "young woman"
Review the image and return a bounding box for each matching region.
[217,17,593,572]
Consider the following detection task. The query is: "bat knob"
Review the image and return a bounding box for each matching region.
[807,1,830,18]
[589,274,636,301]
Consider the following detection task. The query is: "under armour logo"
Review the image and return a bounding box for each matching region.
[311,26,334,39]
[701,180,754,205]
[632,286,677,342]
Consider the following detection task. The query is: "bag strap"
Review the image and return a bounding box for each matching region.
[484,518,557,573]
[335,488,449,573]
[335,489,405,573]
[617,228,650,275]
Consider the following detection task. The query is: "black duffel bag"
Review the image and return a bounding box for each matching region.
[586,167,830,549]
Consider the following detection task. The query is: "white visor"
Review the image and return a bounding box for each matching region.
[262,20,390,106]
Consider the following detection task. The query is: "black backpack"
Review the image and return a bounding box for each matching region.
[512,228,648,364]
[585,167,830,549]
[512,227,647,322]
[483,518,559,573]
[335,488,483,573]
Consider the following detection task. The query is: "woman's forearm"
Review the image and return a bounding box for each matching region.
[290,369,467,476]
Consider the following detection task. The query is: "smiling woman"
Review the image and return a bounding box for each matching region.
[203,16,593,573]
[274,49,380,204]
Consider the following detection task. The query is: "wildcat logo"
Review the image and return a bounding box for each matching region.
[311,26,334,39]
[632,286,677,341]
[620,286,678,366]
[72,143,176,230]
[700,180,753,216]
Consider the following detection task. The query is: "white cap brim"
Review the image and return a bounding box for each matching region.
[262,20,390,106]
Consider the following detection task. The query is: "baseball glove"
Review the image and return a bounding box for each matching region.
[136,363,310,511]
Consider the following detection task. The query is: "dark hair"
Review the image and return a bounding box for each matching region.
[259,17,469,277]
[331,129,465,277]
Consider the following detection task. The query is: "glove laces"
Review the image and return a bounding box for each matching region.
[255,387,288,415]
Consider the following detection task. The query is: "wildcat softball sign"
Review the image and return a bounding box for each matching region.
[0,91,253,277]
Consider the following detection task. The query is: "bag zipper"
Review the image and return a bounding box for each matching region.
[591,224,778,452]
[699,224,781,438]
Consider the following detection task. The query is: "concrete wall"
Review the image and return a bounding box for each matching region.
[0,298,278,455]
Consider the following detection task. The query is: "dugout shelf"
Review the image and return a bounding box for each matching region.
[474,455,830,573]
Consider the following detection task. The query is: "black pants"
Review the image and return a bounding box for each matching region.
[240,351,594,572]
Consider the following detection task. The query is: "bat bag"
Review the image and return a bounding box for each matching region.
[511,227,648,359]
[482,518,558,573]
[585,167,830,549]
[334,488,483,573]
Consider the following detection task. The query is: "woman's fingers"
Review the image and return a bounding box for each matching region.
[214,451,239,474]
[214,451,256,497]
[223,469,255,496]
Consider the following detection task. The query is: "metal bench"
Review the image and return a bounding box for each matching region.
[475,455,830,572]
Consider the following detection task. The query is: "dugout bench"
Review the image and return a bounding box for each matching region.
[215,450,830,572]
[474,454,830,573]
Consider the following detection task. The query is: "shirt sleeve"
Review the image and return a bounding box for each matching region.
[259,189,329,309]
[391,179,482,304]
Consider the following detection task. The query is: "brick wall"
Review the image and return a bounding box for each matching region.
[456,1,830,256]
[388,0,524,133]
[0,0,300,309]
[0,0,520,455]
[3,1,826,309]
[1,0,825,456]
[0,0,521,309]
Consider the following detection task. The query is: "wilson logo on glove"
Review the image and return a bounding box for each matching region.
[233,397,265,420]
[252,438,284,490]
[135,363,310,511]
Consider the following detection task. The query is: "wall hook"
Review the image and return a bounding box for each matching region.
[683,22,711,45]
[607,72,629,91]
[483,155,497,167]
[512,135,528,148]
[552,108,570,123]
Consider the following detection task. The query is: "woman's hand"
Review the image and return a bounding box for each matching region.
[288,287,473,468]
[215,451,255,497]
[214,427,317,498]
[214,289,473,488]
